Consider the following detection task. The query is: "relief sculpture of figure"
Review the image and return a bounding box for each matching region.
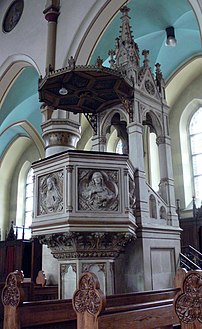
[41,175,63,214]
[81,171,118,211]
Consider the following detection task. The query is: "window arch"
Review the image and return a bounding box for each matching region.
[189,107,202,201]
[24,168,34,229]
[16,163,33,239]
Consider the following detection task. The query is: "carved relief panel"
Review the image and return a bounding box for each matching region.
[78,169,119,211]
[38,171,64,215]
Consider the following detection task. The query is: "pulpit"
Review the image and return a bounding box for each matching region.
[32,150,137,297]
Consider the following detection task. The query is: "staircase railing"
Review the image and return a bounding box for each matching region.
[180,244,202,270]
[180,252,201,271]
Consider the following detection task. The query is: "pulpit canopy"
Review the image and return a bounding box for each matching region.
[38,66,134,114]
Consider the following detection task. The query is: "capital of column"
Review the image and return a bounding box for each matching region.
[127,121,143,134]
[156,136,166,145]
[156,135,171,146]
[91,136,106,144]
[38,232,135,260]
[43,2,60,22]
[91,135,106,152]
[66,165,74,173]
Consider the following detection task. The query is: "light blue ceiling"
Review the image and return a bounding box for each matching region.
[0,67,39,125]
[90,0,201,80]
[0,66,42,158]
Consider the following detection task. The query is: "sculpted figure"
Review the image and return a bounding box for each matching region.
[82,171,117,210]
[41,175,63,213]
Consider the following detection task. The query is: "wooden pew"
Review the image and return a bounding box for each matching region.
[2,268,201,329]
[1,270,75,329]
[73,272,180,329]
[174,268,202,329]
[72,269,202,329]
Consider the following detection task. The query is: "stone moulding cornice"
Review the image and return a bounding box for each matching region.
[38,231,136,260]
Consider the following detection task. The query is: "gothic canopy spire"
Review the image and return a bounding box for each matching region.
[115,6,140,68]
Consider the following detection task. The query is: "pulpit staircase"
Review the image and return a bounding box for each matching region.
[180,245,202,270]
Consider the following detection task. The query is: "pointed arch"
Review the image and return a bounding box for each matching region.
[0,54,40,106]
[0,121,44,161]
[101,107,128,136]
[142,109,163,137]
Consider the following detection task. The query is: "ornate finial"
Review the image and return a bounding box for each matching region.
[115,5,139,69]
[108,49,115,69]
[72,272,105,316]
[120,5,130,16]
[6,221,16,241]
[155,63,162,80]
[2,270,24,307]
[95,56,103,69]
[68,56,75,69]
[45,64,54,75]
[142,49,150,67]
[115,37,120,50]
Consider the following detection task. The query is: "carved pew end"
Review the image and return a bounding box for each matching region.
[1,270,24,329]
[72,272,106,329]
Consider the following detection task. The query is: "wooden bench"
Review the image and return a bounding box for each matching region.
[1,268,201,329]
[72,269,202,329]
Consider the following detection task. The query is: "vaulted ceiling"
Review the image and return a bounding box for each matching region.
[91,0,201,81]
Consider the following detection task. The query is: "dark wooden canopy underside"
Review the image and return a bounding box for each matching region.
[38,67,134,114]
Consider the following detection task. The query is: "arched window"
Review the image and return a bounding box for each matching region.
[16,163,33,239]
[149,194,157,219]
[25,168,34,228]
[189,107,202,201]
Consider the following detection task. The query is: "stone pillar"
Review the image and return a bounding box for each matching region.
[127,121,149,224]
[91,136,106,152]
[157,135,178,225]
[90,114,106,152]
[43,0,60,73]
[39,231,133,298]
[66,165,73,211]
[41,105,81,157]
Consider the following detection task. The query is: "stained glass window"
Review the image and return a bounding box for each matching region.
[189,108,202,200]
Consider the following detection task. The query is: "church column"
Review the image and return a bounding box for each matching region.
[66,165,73,211]
[157,135,178,225]
[41,104,81,157]
[42,2,81,157]
[91,136,106,152]
[127,119,149,224]
[43,0,60,73]
[91,113,106,152]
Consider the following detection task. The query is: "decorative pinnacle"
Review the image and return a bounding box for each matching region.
[115,5,139,68]
[95,56,103,69]
[120,5,130,16]
[155,63,163,81]
[108,49,116,68]
[142,50,150,67]
[68,56,76,69]
[155,63,163,92]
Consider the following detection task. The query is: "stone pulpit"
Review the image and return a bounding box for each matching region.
[32,150,137,297]
[32,3,181,297]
